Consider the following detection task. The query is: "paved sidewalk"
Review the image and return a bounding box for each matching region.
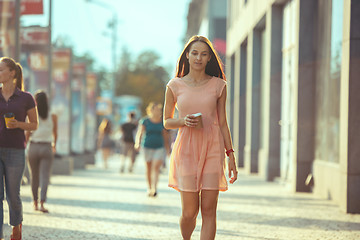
[3,153,360,239]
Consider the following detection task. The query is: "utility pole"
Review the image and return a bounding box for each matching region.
[86,0,118,99]
[48,0,52,95]
[14,0,21,61]
[111,13,117,92]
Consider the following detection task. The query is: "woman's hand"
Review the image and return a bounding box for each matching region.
[6,108,38,131]
[6,118,19,129]
[134,143,140,152]
[228,154,238,184]
[183,114,199,128]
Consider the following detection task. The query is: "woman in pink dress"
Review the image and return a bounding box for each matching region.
[163,35,238,240]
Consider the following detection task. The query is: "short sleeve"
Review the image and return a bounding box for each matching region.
[50,107,59,116]
[139,117,147,126]
[24,92,36,111]
[216,78,227,98]
[166,78,178,102]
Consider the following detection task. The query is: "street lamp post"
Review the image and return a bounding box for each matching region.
[14,0,21,61]
[86,0,117,99]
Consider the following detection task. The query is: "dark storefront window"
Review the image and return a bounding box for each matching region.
[315,0,343,163]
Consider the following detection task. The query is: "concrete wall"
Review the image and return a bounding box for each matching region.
[339,0,360,213]
[227,0,276,56]
[313,0,342,208]
[258,5,282,181]
[345,0,360,214]
[312,0,360,214]
[227,0,316,188]
[293,0,317,192]
[228,0,283,179]
[227,0,359,213]
[227,0,282,177]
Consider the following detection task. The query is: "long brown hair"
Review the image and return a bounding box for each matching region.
[175,35,226,80]
[35,90,49,119]
[98,118,112,134]
[0,57,24,90]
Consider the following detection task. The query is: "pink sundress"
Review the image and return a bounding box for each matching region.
[167,77,228,192]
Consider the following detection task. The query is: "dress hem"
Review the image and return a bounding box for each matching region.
[168,184,228,192]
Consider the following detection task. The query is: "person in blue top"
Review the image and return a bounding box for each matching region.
[135,102,170,197]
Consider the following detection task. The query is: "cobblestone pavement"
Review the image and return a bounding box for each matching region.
[3,153,360,239]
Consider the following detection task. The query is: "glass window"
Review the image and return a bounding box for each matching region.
[315,0,343,163]
[280,0,296,180]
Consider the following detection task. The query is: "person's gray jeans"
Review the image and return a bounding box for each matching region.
[0,147,25,238]
[27,142,53,202]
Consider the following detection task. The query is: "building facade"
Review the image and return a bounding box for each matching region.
[226,0,360,213]
[185,0,227,62]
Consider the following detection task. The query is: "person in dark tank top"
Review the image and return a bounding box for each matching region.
[119,111,138,173]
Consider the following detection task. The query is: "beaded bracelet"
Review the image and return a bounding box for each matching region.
[226,149,234,156]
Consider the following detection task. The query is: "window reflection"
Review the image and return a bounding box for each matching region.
[315,0,343,163]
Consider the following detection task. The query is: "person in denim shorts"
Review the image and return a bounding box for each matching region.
[135,102,170,197]
[0,57,38,240]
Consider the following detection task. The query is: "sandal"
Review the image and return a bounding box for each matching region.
[10,223,21,240]
[39,206,49,213]
[39,201,49,213]
[33,201,38,211]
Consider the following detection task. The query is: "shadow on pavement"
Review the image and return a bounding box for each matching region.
[25,210,179,229]
[33,198,181,216]
[220,192,337,208]
[217,209,360,232]
[20,225,148,240]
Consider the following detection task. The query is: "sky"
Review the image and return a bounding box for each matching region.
[21,0,192,73]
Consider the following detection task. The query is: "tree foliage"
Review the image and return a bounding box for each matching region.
[115,49,170,114]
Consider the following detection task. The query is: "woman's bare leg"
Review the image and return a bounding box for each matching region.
[180,191,200,240]
[146,161,152,194]
[102,148,111,169]
[153,160,163,194]
[119,154,126,173]
[200,190,219,240]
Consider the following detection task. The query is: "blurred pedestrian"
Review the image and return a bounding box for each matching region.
[119,111,138,173]
[0,57,38,240]
[26,90,57,213]
[135,102,170,197]
[163,35,238,240]
[97,118,114,169]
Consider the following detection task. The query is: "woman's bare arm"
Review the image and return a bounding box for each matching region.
[217,85,238,184]
[8,107,38,131]
[163,87,185,129]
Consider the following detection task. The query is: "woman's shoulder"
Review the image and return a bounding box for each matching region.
[211,77,227,97]
[18,89,34,99]
[167,77,182,86]
[17,89,36,107]
[211,76,227,85]
[139,116,149,124]
[167,78,183,96]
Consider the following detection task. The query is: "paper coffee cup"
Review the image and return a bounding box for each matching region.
[192,113,203,129]
[4,113,14,129]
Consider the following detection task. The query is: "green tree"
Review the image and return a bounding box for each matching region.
[115,49,170,114]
